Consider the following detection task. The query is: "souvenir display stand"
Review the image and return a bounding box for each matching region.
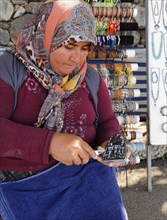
[147,0,167,145]
[146,0,167,191]
[85,0,148,187]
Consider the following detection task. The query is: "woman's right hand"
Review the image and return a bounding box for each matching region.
[49,133,97,166]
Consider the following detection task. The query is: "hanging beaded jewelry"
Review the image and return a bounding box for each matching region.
[126,67,133,87]
[162,69,167,96]
[113,101,139,112]
[151,0,163,30]
[162,0,167,30]
[163,32,167,66]
[122,131,143,141]
[114,0,121,6]
[151,31,163,60]
[115,65,125,75]
[110,89,133,100]
[113,89,123,99]
[151,67,160,106]
[128,89,134,98]
[116,114,140,126]
[128,142,145,153]
[129,115,140,124]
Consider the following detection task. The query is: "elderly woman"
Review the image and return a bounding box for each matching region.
[0,0,128,219]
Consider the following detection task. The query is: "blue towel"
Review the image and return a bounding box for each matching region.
[0,160,128,220]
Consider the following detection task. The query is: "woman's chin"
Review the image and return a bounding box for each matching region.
[59,69,74,76]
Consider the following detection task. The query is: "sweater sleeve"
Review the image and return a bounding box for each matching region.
[0,79,54,166]
[95,75,120,145]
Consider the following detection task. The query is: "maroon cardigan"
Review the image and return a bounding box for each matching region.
[0,66,120,172]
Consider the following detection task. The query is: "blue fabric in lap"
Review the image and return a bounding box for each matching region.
[0,160,128,220]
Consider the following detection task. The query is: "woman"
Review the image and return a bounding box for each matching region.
[0,0,129,219]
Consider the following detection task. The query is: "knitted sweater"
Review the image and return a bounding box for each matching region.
[0,62,120,172]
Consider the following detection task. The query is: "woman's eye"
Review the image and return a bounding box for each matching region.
[82,46,91,51]
[64,44,91,51]
[64,45,74,50]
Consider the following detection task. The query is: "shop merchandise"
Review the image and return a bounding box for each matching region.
[84,0,146,167]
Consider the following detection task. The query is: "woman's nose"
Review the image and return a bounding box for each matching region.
[70,49,82,64]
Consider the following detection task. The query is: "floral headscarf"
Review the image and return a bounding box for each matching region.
[11,0,96,131]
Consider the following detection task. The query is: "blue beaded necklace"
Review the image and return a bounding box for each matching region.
[151,31,163,60]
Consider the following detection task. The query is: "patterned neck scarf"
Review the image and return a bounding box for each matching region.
[11,0,96,132]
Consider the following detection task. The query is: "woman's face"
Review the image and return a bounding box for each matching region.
[49,41,92,75]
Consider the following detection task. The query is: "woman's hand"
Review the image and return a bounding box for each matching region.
[49,133,97,166]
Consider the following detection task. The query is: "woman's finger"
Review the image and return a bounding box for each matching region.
[72,156,82,165]
[81,143,97,160]
[78,151,90,165]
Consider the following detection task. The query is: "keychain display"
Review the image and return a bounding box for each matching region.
[87,0,146,155]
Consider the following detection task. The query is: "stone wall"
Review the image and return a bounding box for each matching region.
[0,0,146,46]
